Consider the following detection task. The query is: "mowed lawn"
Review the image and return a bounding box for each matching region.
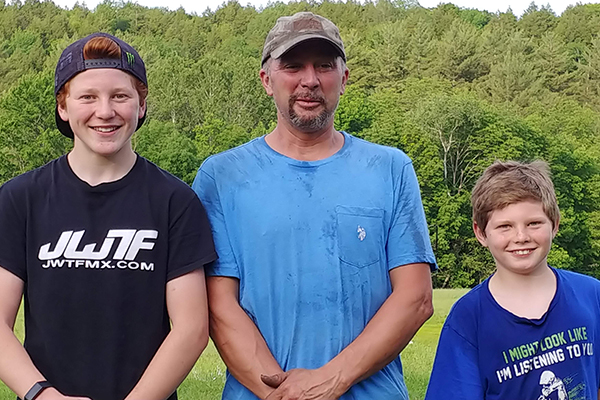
[0,288,467,400]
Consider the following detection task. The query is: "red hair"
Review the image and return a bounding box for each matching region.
[56,36,147,108]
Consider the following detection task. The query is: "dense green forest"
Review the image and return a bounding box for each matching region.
[2,0,600,287]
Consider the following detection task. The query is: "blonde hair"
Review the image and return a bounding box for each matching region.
[56,36,148,108]
[471,160,560,234]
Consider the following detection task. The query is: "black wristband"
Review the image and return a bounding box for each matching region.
[24,381,52,400]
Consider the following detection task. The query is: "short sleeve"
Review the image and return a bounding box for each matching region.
[166,191,217,281]
[425,320,484,400]
[386,161,437,270]
[0,180,27,281]
[192,164,240,278]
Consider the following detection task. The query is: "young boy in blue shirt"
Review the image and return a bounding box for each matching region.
[425,160,600,400]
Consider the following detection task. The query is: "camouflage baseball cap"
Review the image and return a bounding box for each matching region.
[262,12,346,65]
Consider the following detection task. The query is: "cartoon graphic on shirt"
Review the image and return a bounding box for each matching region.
[538,370,568,400]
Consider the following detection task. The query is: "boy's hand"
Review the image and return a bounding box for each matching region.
[37,387,92,400]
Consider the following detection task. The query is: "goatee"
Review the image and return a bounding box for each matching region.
[287,92,335,132]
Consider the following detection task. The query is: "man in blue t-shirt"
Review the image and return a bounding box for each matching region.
[425,161,600,400]
[193,11,436,400]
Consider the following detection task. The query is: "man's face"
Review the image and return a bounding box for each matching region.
[260,40,349,133]
[473,200,557,277]
[57,68,146,158]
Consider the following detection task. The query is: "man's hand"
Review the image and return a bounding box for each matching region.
[261,263,432,400]
[207,276,284,399]
[37,387,91,400]
[262,368,345,400]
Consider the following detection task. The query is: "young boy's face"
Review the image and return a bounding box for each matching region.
[57,68,146,158]
[474,200,558,276]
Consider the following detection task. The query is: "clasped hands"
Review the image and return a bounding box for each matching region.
[261,367,346,400]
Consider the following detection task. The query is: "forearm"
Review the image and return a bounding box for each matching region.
[0,270,46,399]
[0,323,46,398]
[327,289,432,390]
[211,301,283,399]
[126,270,209,400]
[259,287,433,400]
[125,322,208,400]
[323,264,433,394]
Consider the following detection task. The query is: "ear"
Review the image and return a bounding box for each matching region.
[473,221,488,247]
[138,98,147,119]
[259,68,273,97]
[57,103,69,122]
[340,66,349,95]
[552,215,560,238]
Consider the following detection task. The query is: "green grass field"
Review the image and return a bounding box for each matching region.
[0,288,467,400]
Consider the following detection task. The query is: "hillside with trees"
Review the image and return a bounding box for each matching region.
[2,0,600,287]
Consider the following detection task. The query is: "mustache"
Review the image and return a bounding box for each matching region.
[290,92,325,103]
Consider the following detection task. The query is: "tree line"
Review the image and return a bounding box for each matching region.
[2,0,600,287]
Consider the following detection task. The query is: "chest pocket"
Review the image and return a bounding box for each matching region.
[336,205,384,268]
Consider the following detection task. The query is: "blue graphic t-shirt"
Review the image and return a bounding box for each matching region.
[193,132,436,400]
[425,268,600,400]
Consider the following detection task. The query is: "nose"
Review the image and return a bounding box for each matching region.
[514,226,530,242]
[300,65,319,89]
[95,97,116,119]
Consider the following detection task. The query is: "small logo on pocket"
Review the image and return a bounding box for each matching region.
[357,225,366,241]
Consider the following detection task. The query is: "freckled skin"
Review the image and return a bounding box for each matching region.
[57,69,146,160]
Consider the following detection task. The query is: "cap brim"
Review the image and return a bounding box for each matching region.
[55,106,147,139]
[268,34,345,64]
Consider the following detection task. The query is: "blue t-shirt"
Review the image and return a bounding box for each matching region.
[193,132,436,400]
[425,268,600,400]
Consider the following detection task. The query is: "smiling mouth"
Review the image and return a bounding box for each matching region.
[511,249,534,255]
[92,126,120,133]
[291,92,324,107]
[295,99,322,108]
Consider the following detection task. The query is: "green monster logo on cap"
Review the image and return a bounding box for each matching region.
[126,52,135,66]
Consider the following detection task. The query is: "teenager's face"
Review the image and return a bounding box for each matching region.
[474,200,558,276]
[57,68,146,158]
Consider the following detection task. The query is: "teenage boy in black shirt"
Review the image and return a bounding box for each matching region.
[0,33,216,400]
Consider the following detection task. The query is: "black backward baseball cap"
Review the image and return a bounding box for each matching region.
[54,32,148,139]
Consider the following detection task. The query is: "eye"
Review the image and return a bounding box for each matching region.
[496,224,511,230]
[114,93,130,100]
[79,94,94,100]
[528,221,542,226]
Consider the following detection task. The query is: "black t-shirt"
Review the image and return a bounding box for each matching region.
[0,155,216,400]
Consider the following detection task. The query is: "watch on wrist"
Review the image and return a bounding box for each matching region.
[24,381,52,400]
